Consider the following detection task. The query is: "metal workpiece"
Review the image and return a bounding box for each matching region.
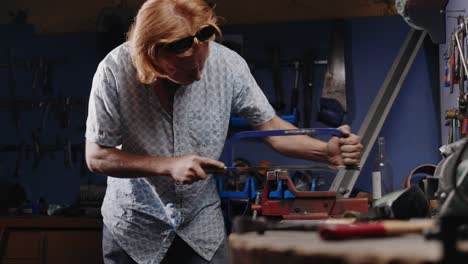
[204,165,359,175]
[252,192,261,220]
[330,29,427,198]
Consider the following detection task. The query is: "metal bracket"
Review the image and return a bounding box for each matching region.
[330,29,428,197]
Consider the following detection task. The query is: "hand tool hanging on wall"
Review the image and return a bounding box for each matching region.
[233,58,300,127]
[301,50,315,128]
[455,17,466,91]
[452,33,459,86]
[53,94,71,129]
[453,16,468,136]
[62,97,71,128]
[31,57,43,96]
[230,58,300,127]
[13,141,26,178]
[6,49,20,133]
[443,47,451,89]
[444,29,460,144]
[269,46,286,114]
[449,34,456,93]
[318,21,347,127]
[57,136,73,169]
[42,61,53,95]
[28,100,51,171]
[290,61,301,118]
[446,109,459,143]
[31,130,45,170]
[39,101,51,132]
[1,56,64,97]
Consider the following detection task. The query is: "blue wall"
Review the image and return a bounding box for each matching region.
[0,15,441,204]
[349,17,440,191]
[222,16,441,193]
[1,24,104,204]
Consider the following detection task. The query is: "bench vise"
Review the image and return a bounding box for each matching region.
[219,128,368,219]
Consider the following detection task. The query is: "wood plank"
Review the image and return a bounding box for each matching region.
[3,231,41,259]
[229,231,442,264]
[215,0,397,25]
[0,217,102,229]
[0,259,40,264]
[45,230,103,264]
[2,0,397,34]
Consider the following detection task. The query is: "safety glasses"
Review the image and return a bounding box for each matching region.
[159,24,217,54]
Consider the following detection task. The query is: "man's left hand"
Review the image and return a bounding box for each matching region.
[327,125,362,166]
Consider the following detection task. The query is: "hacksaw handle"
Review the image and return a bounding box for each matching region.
[202,165,227,174]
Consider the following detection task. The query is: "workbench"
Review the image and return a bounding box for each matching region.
[0,216,103,264]
[229,230,468,264]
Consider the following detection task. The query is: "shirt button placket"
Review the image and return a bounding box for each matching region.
[173,119,183,213]
[173,117,179,156]
[172,94,185,222]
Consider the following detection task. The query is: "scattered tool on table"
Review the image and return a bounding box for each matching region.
[232,215,355,234]
[319,219,434,240]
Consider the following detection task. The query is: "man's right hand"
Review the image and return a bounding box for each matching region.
[168,154,225,185]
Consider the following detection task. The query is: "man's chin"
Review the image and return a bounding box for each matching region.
[166,76,195,86]
[180,75,202,85]
[177,79,196,86]
[169,69,203,85]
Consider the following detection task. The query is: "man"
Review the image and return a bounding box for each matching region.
[85,0,362,263]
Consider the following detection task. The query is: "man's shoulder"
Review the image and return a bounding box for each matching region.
[98,42,137,82]
[212,42,245,59]
[208,42,247,71]
[99,42,133,72]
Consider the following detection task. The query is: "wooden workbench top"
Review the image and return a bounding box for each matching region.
[229,231,444,264]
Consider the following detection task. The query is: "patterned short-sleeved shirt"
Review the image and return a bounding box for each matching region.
[86,41,275,263]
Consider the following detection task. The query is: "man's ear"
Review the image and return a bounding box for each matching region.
[150,58,171,79]
[155,58,177,78]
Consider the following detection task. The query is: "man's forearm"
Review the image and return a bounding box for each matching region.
[85,140,172,178]
[254,115,331,163]
[268,135,330,163]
